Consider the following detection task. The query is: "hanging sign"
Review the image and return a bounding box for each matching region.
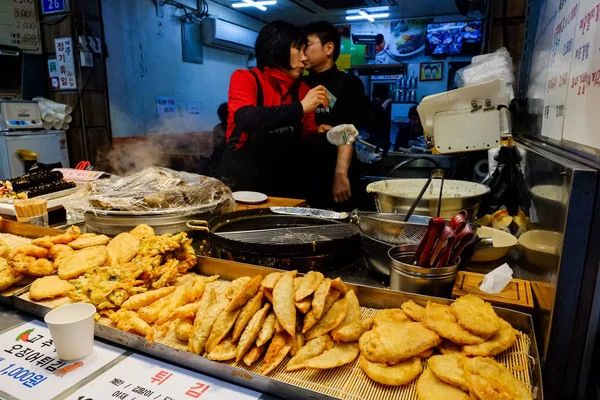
[55,37,77,89]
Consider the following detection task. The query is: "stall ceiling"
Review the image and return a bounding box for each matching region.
[211,0,462,25]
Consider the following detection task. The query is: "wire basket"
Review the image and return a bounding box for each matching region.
[358,212,432,245]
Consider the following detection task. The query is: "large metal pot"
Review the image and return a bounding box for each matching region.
[366,179,490,220]
[84,210,215,236]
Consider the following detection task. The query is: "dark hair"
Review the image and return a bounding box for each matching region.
[217,102,228,126]
[255,20,308,70]
[424,65,432,71]
[432,66,439,72]
[304,21,341,62]
[409,106,419,118]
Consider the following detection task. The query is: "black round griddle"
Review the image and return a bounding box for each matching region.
[187,208,361,272]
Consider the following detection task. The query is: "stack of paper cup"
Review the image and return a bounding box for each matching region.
[44,303,96,360]
[33,97,73,131]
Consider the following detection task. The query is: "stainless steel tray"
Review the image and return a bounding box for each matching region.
[12,256,544,400]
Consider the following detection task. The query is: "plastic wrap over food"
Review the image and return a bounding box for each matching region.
[64,167,236,217]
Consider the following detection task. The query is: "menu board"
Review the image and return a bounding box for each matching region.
[66,353,261,400]
[562,0,600,149]
[0,0,42,54]
[541,0,581,140]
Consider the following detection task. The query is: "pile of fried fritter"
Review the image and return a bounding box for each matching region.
[0,224,196,309]
[358,294,532,399]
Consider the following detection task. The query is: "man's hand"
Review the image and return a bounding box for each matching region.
[333,172,352,203]
[301,85,329,113]
[326,124,358,146]
[318,124,332,134]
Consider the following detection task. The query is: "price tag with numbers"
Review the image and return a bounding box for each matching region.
[0,0,42,53]
[66,353,261,400]
[541,0,581,140]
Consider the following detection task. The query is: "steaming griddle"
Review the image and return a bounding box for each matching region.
[201,209,362,272]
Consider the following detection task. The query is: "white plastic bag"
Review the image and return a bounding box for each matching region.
[455,47,515,100]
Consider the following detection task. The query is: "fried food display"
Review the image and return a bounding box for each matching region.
[417,368,471,400]
[129,224,155,241]
[0,268,25,291]
[333,318,373,343]
[30,275,74,301]
[286,335,334,372]
[17,230,530,396]
[463,318,517,357]
[58,246,108,280]
[331,290,360,335]
[373,308,412,327]
[106,232,139,267]
[236,304,270,362]
[68,234,110,250]
[428,354,469,391]
[305,342,360,369]
[422,302,487,345]
[261,332,293,375]
[450,294,500,338]
[359,355,421,386]
[294,271,324,301]
[360,322,441,364]
[305,297,348,340]
[272,272,296,337]
[463,357,533,400]
[402,300,425,322]
[311,278,331,319]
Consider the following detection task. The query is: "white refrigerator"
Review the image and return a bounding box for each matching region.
[0,130,69,180]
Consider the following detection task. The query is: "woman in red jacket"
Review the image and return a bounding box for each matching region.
[220,21,354,199]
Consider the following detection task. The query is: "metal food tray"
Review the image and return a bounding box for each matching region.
[0,219,63,306]
[11,257,543,400]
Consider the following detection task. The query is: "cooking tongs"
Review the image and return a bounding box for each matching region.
[412,211,475,268]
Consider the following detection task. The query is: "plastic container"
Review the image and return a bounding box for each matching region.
[388,245,459,297]
[44,303,96,360]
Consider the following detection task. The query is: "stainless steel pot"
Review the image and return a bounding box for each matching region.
[388,245,459,297]
[84,210,214,236]
[366,179,490,220]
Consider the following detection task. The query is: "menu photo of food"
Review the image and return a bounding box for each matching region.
[388,19,432,59]
[420,62,444,81]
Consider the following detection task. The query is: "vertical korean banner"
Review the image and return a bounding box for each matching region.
[562,0,600,149]
[541,0,581,140]
[55,37,77,90]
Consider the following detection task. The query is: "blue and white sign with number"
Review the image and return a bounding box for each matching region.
[41,0,67,15]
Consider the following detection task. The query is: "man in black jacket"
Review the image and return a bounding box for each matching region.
[302,21,366,210]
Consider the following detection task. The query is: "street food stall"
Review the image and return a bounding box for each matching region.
[2,0,600,397]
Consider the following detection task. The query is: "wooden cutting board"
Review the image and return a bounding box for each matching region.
[452,271,534,314]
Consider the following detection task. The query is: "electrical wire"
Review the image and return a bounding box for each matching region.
[159,0,210,23]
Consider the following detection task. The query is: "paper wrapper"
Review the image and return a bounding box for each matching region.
[479,263,513,294]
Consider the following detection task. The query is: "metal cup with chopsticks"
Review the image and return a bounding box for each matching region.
[13,198,49,227]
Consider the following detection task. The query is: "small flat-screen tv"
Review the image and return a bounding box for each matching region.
[425,21,483,56]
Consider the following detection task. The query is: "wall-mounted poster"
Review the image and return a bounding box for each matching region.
[350,19,432,65]
[420,62,443,81]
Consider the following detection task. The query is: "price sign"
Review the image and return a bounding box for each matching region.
[0,0,42,53]
[41,0,67,15]
[66,353,261,400]
[0,320,125,400]
[562,0,600,149]
[541,0,581,140]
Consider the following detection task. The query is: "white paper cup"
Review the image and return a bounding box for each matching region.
[44,303,96,361]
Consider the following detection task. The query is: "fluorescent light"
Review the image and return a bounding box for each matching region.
[345,12,389,21]
[232,0,276,10]
[358,10,374,22]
